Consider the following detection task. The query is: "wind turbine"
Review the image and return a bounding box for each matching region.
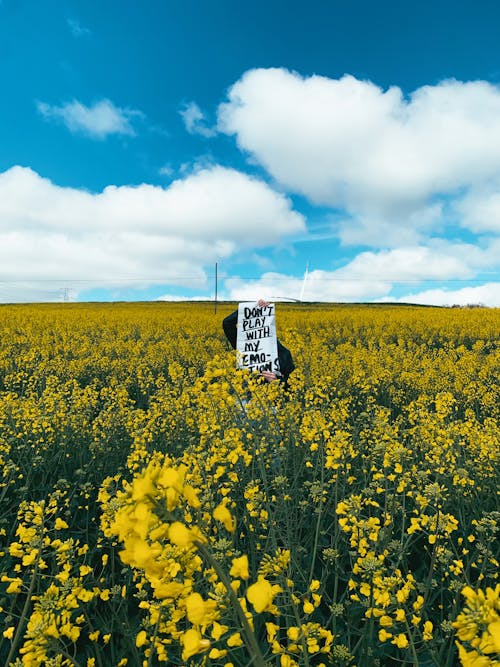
[299,262,309,302]
[269,262,310,303]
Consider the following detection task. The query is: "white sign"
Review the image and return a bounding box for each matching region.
[236,302,280,374]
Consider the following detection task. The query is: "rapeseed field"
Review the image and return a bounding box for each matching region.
[0,302,499,667]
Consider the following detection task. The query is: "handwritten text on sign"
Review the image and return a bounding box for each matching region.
[236,302,280,374]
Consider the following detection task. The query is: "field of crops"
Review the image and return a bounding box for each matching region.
[0,302,499,667]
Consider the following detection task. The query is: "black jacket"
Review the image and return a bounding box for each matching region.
[222,309,295,385]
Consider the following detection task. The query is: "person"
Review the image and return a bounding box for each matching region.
[222,299,295,387]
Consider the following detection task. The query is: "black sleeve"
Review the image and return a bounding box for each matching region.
[222,310,238,349]
[277,342,295,384]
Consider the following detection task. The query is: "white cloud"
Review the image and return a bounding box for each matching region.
[455,184,500,233]
[37,99,142,139]
[155,293,211,302]
[333,245,474,281]
[386,283,500,307]
[337,203,444,247]
[0,165,304,302]
[218,68,500,243]
[224,242,500,305]
[180,102,217,138]
[225,270,391,302]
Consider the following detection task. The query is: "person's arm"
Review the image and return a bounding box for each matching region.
[222,310,238,349]
[277,343,295,385]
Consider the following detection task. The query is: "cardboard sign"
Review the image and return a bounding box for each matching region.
[236,302,280,374]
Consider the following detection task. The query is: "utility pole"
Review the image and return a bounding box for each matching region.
[214,262,218,314]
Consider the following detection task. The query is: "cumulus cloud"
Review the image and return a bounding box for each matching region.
[180,102,217,138]
[155,293,211,302]
[218,68,500,244]
[386,283,500,307]
[224,242,500,305]
[0,165,305,302]
[333,245,475,281]
[455,184,500,233]
[225,270,391,302]
[37,99,142,139]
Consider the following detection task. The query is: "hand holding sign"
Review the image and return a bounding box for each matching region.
[236,301,281,379]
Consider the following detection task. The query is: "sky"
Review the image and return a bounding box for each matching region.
[1,0,500,306]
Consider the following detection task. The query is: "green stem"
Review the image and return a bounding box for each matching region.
[196,541,267,667]
[59,648,83,667]
[308,446,325,584]
[146,605,162,667]
[404,618,420,666]
[5,547,42,666]
[285,580,311,667]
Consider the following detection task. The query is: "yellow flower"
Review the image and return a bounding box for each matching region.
[168,522,196,547]
[157,465,183,489]
[136,630,147,647]
[266,622,279,642]
[209,648,228,658]
[99,588,111,601]
[230,554,249,580]
[392,633,409,649]
[3,626,14,640]
[227,632,244,647]
[247,577,280,613]
[186,592,217,625]
[131,473,156,501]
[395,608,406,622]
[183,484,201,508]
[211,621,229,641]
[423,620,433,641]
[489,620,500,652]
[181,628,211,660]
[413,595,424,611]
[379,629,392,642]
[4,577,22,594]
[77,588,94,602]
[22,549,38,566]
[303,599,314,614]
[54,517,69,530]
[213,503,236,533]
[457,643,491,666]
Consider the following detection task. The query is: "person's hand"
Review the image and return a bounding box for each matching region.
[257,298,269,307]
[261,370,278,382]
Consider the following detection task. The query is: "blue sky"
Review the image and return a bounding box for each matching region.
[1,0,500,305]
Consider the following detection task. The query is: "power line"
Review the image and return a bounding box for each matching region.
[0,276,499,284]
[0,272,498,306]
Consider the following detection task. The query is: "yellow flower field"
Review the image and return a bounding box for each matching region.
[0,302,499,667]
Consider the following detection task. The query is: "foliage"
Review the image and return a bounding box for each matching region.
[0,302,499,667]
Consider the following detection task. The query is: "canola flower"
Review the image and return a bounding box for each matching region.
[453,584,500,666]
[0,302,498,666]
